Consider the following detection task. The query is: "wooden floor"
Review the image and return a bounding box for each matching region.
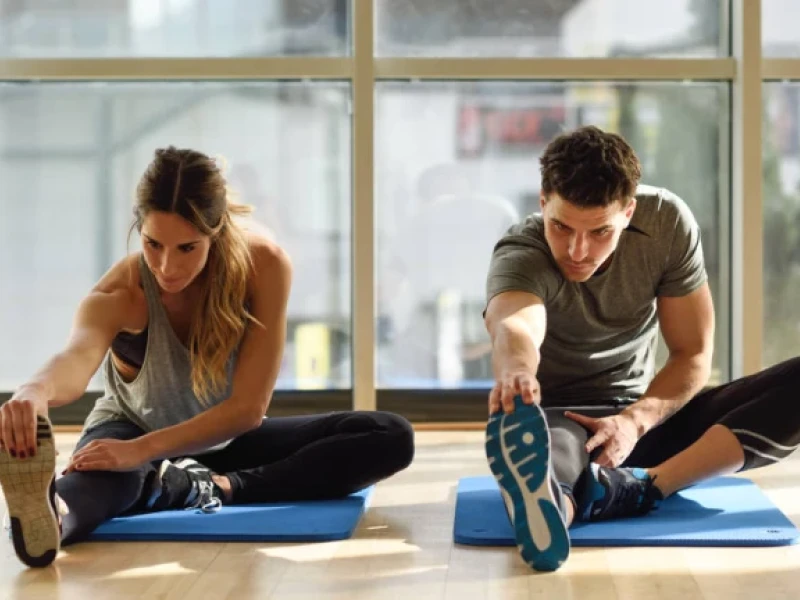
[2,430,799,600]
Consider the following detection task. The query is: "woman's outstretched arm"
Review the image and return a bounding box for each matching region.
[1,258,133,456]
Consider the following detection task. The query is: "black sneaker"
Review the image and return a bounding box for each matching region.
[578,464,663,522]
[147,458,223,513]
[0,415,60,568]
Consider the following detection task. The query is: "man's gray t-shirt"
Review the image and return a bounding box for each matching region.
[485,185,707,406]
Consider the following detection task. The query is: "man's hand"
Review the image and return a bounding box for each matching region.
[64,437,152,473]
[489,370,541,414]
[564,411,640,467]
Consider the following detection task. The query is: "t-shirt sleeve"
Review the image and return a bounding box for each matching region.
[485,237,561,309]
[656,194,708,297]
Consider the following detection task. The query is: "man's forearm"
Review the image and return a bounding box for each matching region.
[621,351,712,436]
[491,316,541,378]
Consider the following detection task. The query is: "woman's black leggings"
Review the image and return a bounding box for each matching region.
[548,356,800,499]
[56,411,415,546]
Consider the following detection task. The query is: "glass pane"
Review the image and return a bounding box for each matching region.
[376,81,730,389]
[763,83,800,367]
[0,0,349,57]
[763,0,800,57]
[0,81,351,391]
[377,0,727,58]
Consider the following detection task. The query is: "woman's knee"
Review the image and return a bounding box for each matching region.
[339,411,415,471]
[380,412,415,470]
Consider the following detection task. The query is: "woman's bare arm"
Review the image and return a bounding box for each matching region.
[1,256,137,456]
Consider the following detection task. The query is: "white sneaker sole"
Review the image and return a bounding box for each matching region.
[0,415,59,568]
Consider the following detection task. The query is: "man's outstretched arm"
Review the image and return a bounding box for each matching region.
[485,291,547,413]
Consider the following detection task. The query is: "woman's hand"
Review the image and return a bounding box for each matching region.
[0,388,45,459]
[64,437,152,473]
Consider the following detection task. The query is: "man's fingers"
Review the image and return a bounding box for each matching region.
[595,440,625,467]
[500,384,517,413]
[565,411,598,431]
[488,388,501,415]
[585,431,609,453]
[519,384,538,406]
[595,451,614,468]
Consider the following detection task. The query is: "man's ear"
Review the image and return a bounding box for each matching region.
[539,194,547,212]
[623,197,637,222]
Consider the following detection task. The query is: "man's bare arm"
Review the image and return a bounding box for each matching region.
[621,283,715,435]
[484,291,547,413]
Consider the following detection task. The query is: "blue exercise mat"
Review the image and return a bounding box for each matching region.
[87,486,374,542]
[454,476,799,547]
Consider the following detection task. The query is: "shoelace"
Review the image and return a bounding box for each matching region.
[184,479,222,514]
[197,498,222,514]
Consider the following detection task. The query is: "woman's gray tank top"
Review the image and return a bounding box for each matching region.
[83,255,237,452]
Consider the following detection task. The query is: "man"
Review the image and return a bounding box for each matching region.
[483,125,800,572]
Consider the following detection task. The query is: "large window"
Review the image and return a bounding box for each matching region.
[377,0,727,57]
[0,0,349,57]
[376,81,730,388]
[763,0,800,368]
[763,83,800,367]
[763,0,800,57]
[0,82,352,391]
[0,1,784,419]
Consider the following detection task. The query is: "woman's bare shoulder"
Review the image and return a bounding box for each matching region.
[92,253,143,294]
[240,228,292,309]
[244,228,291,273]
[89,253,147,329]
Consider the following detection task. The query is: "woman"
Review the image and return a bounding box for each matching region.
[0,147,415,568]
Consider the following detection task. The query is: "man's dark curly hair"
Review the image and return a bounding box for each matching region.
[539,126,642,208]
